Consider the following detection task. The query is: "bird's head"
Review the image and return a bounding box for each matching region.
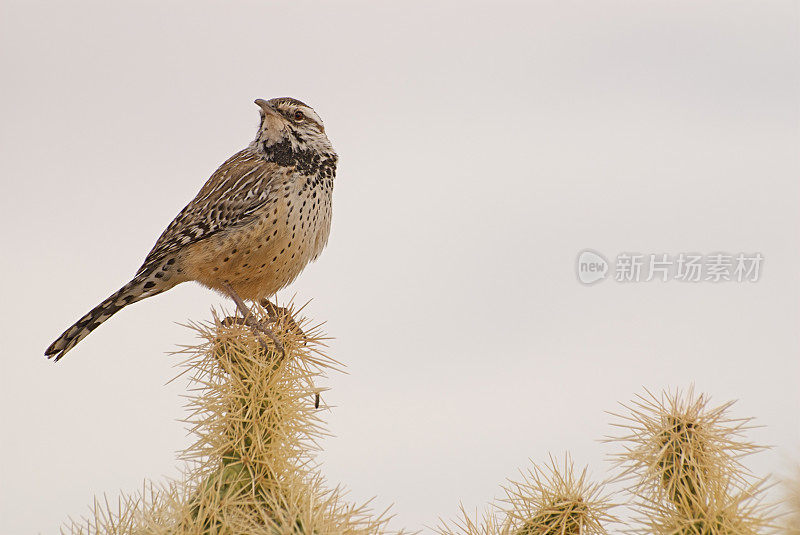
[252,97,336,166]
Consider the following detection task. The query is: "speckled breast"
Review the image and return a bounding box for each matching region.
[185,171,333,300]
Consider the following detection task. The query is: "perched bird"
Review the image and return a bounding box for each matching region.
[46,97,337,361]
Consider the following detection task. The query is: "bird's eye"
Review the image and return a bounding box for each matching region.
[293,110,304,121]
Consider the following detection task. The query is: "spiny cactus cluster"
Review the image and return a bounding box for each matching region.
[435,455,615,535]
[63,304,395,535]
[61,308,790,534]
[607,387,776,534]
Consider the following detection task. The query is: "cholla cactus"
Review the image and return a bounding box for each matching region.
[502,455,614,535]
[56,309,784,535]
[436,455,615,535]
[62,303,395,535]
[608,387,775,534]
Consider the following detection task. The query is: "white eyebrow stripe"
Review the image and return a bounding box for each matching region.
[305,109,324,126]
[276,103,324,129]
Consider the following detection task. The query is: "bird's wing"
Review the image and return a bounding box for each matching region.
[137,149,282,273]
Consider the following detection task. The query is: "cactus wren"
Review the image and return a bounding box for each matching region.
[46,97,337,361]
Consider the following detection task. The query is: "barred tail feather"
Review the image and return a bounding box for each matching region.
[45,274,164,362]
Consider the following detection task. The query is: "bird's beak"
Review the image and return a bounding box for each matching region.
[255,98,278,117]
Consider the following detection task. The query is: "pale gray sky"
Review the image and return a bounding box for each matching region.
[1,1,798,532]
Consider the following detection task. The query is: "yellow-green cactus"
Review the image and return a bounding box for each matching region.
[608,387,775,534]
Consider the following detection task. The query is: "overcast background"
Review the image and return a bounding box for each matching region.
[1,1,798,532]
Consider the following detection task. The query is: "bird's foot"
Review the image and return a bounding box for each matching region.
[222,282,285,357]
[247,318,286,357]
[259,299,306,340]
[220,315,284,355]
